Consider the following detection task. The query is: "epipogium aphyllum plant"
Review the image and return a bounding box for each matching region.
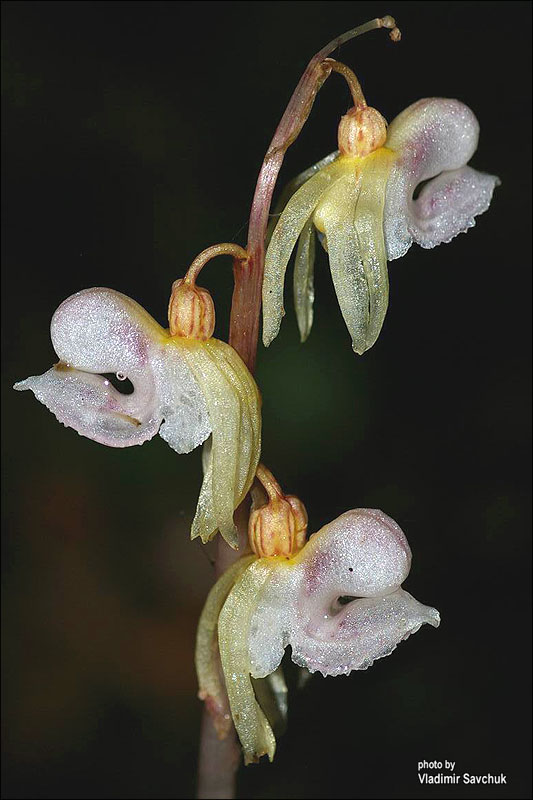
[14,16,498,799]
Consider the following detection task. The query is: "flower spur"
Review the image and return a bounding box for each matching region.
[14,250,261,549]
[196,466,440,764]
[263,48,499,354]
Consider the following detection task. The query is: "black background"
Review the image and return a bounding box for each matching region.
[2,2,531,798]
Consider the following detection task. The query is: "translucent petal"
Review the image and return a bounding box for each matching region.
[156,342,212,454]
[266,150,339,244]
[267,152,339,345]
[15,288,210,452]
[192,448,217,540]
[263,158,348,347]
[196,555,256,738]
[251,667,288,737]
[179,338,261,548]
[218,559,278,764]
[318,150,394,353]
[357,149,395,349]
[293,219,316,342]
[317,171,368,353]
[384,98,499,259]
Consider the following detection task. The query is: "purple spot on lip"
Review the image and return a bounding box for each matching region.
[110,322,150,366]
[304,550,331,595]
[337,612,356,633]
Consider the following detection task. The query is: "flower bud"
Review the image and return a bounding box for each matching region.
[249,485,308,559]
[285,495,308,553]
[168,279,215,340]
[338,106,387,158]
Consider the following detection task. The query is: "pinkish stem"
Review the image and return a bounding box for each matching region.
[196,16,399,799]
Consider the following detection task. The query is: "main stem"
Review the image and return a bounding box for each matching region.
[196,16,399,799]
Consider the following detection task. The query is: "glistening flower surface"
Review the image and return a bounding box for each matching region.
[263,98,499,354]
[14,287,261,548]
[196,508,440,764]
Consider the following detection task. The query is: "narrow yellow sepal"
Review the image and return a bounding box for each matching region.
[217,558,278,764]
[177,337,262,549]
[195,555,256,738]
[316,148,395,354]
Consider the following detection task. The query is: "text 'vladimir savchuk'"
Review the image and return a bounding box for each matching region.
[418,762,507,785]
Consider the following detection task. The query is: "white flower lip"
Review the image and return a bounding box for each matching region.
[213,508,440,765]
[247,509,440,680]
[14,287,211,451]
[384,98,500,259]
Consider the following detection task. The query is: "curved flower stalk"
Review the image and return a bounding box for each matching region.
[196,466,440,764]
[263,87,499,354]
[14,276,261,549]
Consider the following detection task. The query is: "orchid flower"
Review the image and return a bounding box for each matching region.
[263,93,499,354]
[196,466,439,764]
[14,272,261,549]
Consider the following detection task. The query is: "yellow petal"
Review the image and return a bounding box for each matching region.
[293,219,316,343]
[251,667,288,737]
[263,158,348,347]
[358,148,395,349]
[317,149,395,354]
[195,555,256,738]
[265,151,339,245]
[178,338,261,548]
[318,170,367,353]
[218,558,278,764]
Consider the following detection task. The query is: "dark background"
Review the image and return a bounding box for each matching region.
[2,2,531,798]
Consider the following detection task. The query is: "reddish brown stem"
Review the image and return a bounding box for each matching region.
[197,16,399,799]
[197,706,240,800]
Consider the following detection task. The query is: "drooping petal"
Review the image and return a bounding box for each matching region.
[247,509,439,682]
[384,98,499,259]
[316,170,368,353]
[217,558,278,765]
[179,338,261,548]
[251,667,288,737]
[214,341,262,498]
[316,150,394,353]
[267,152,338,345]
[14,288,211,452]
[263,158,349,347]
[266,150,339,243]
[192,447,217,542]
[293,219,316,342]
[196,555,256,738]
[357,149,396,349]
[156,343,213,455]
[246,564,299,680]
